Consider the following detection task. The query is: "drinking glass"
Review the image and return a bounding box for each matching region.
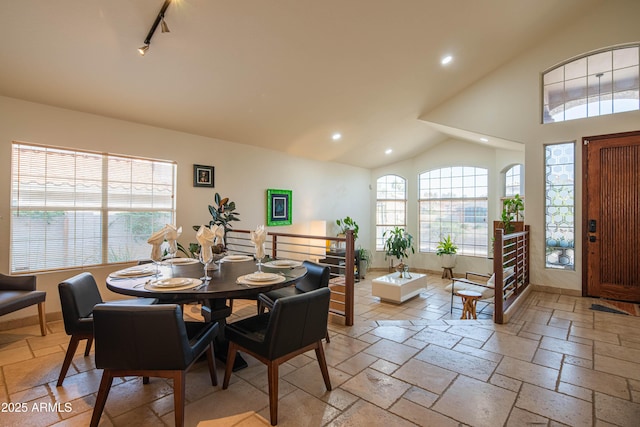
[150,251,163,277]
[199,246,213,281]
[167,240,178,273]
[255,243,265,273]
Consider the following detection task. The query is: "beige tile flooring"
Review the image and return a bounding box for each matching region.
[1,271,640,426]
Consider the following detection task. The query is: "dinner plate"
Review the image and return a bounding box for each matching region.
[152,278,194,288]
[144,279,203,291]
[236,274,285,287]
[109,266,155,278]
[163,257,199,265]
[263,259,302,268]
[221,255,253,262]
[246,272,280,282]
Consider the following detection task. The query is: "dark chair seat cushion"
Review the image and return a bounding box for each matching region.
[258,287,301,308]
[0,290,46,316]
[225,313,271,354]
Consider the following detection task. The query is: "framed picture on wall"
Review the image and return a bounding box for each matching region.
[193,164,214,187]
[267,189,292,226]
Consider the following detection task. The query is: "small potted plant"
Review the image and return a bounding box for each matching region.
[498,194,524,234]
[336,216,359,240]
[383,227,415,277]
[436,235,458,268]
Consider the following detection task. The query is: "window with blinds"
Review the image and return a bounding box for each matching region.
[11,142,176,273]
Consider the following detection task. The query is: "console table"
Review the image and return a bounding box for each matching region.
[371,272,427,304]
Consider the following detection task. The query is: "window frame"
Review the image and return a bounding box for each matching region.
[542,43,639,123]
[10,142,177,273]
[418,166,489,258]
[544,141,575,270]
[375,174,407,251]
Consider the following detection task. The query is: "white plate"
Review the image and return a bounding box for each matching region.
[144,279,203,291]
[221,255,253,262]
[264,260,302,268]
[246,272,280,282]
[237,274,285,286]
[163,258,199,265]
[110,267,155,278]
[152,278,193,288]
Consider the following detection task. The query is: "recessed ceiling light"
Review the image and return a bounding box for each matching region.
[332,133,342,141]
[441,55,453,65]
[480,137,489,142]
[385,149,393,155]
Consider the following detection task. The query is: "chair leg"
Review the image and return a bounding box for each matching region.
[325,330,331,343]
[315,342,332,391]
[57,335,81,387]
[90,370,114,427]
[143,376,150,384]
[206,343,218,386]
[222,342,237,389]
[37,302,47,336]
[84,337,93,356]
[267,360,279,426]
[257,300,266,314]
[173,371,186,427]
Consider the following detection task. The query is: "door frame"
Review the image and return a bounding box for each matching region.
[581,130,640,297]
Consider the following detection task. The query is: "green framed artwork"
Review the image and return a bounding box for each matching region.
[266,189,292,226]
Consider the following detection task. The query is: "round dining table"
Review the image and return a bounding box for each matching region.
[106,257,307,370]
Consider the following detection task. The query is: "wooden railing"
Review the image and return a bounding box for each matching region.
[225,229,355,326]
[493,225,530,324]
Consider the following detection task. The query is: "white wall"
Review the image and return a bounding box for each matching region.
[0,96,370,319]
[421,0,640,292]
[370,138,524,275]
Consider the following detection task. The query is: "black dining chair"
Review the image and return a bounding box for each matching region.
[57,272,157,386]
[223,287,332,426]
[256,260,331,341]
[90,304,218,427]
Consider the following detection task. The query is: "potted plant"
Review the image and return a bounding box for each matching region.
[383,227,415,277]
[336,216,359,240]
[357,247,371,278]
[498,194,524,234]
[436,235,458,268]
[189,193,241,254]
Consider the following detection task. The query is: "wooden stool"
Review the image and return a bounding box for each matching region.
[442,267,453,279]
[456,290,482,319]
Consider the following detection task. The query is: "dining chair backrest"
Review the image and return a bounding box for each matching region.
[294,261,330,293]
[58,272,103,336]
[264,287,331,360]
[93,304,194,370]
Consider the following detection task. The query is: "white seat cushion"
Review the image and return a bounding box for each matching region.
[445,280,494,300]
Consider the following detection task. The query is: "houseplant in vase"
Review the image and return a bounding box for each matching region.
[436,235,458,268]
[383,227,415,278]
[187,193,241,256]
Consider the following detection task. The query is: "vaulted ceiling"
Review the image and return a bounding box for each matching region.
[0,0,602,168]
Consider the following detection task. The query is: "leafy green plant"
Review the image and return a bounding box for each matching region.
[336,216,359,240]
[383,227,414,261]
[435,235,458,255]
[501,194,524,233]
[191,193,241,252]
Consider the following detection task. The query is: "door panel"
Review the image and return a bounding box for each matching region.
[584,132,640,301]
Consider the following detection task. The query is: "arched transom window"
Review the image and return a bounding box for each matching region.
[543,44,639,123]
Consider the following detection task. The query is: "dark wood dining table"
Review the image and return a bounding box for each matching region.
[106,257,307,370]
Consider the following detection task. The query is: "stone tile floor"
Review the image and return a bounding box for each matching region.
[1,271,640,426]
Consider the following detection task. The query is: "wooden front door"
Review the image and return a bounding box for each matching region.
[583,131,640,302]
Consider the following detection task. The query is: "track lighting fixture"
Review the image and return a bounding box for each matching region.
[138,44,150,56]
[137,0,172,56]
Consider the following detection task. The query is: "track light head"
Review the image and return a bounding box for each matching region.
[161,17,170,33]
[138,44,150,56]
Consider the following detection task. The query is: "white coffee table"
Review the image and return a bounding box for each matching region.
[371,272,427,303]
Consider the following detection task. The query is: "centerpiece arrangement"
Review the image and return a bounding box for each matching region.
[383,226,414,278]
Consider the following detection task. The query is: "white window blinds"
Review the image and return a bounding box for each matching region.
[11,142,176,273]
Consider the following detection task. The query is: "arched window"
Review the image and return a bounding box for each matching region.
[418,167,488,257]
[543,44,639,123]
[376,175,406,251]
[504,164,523,197]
